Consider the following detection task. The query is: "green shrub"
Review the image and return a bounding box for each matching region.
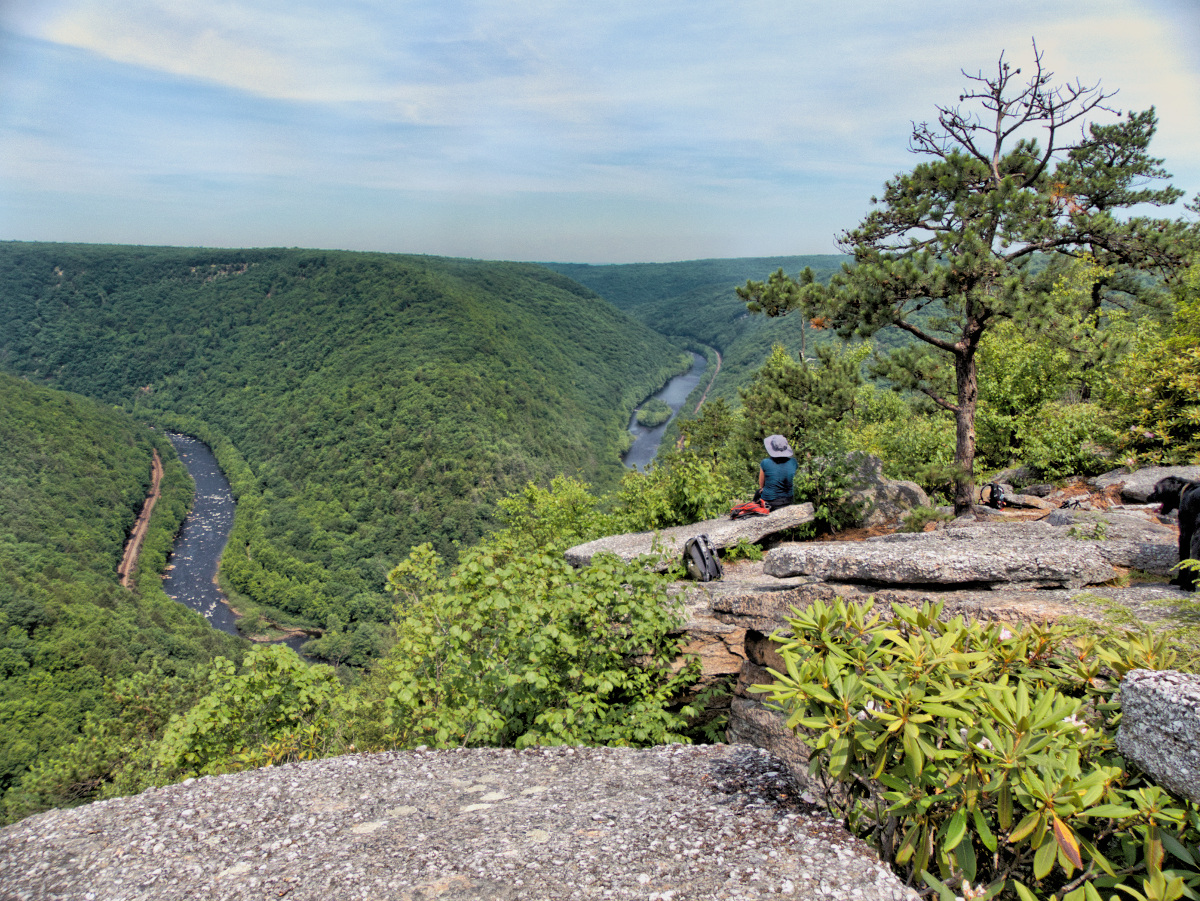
[795,438,868,533]
[613,448,738,531]
[847,386,958,498]
[737,342,864,464]
[1106,262,1200,466]
[1018,402,1119,480]
[155,644,347,778]
[755,597,1200,901]
[490,475,614,556]
[975,320,1075,468]
[898,505,952,533]
[723,538,765,563]
[354,543,699,751]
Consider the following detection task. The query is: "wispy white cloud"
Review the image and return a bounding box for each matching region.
[1,0,1196,261]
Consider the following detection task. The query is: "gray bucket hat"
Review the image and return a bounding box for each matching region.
[763,434,794,458]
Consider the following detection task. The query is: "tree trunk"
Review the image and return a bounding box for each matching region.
[1078,279,1106,402]
[952,347,979,514]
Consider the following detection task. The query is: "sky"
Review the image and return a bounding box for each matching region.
[1,1,1197,264]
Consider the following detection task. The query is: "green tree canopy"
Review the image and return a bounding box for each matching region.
[1108,258,1200,464]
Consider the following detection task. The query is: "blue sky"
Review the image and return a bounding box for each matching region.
[1,0,1197,263]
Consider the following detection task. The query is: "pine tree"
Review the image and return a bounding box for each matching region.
[742,44,1196,511]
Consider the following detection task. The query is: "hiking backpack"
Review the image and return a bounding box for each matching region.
[683,534,723,582]
[979,482,1006,510]
[729,499,770,519]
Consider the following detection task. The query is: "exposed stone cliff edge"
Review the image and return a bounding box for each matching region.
[0,744,916,901]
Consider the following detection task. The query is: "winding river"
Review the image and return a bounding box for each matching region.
[163,433,307,656]
[162,358,707,651]
[623,351,708,470]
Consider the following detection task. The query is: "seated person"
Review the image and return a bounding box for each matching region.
[756,434,797,510]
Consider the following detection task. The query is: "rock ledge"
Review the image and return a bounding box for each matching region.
[0,744,916,901]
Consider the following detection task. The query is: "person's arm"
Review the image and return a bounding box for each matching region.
[758,466,765,489]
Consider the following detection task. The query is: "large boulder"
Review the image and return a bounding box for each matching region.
[564,502,815,569]
[847,452,930,528]
[1091,465,1200,503]
[1117,670,1200,804]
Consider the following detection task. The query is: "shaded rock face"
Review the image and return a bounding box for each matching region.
[1117,670,1200,804]
[0,744,918,901]
[847,453,929,528]
[725,634,814,786]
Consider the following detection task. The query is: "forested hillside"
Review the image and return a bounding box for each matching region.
[547,256,847,400]
[0,242,688,637]
[0,373,241,801]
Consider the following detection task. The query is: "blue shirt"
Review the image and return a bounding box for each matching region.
[760,456,798,506]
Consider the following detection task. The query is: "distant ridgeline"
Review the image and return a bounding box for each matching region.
[546,256,850,401]
[0,373,242,799]
[0,242,689,635]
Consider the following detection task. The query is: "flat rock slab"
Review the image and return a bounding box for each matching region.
[1118,670,1200,804]
[565,502,815,569]
[696,568,1196,635]
[0,744,917,901]
[762,515,1178,589]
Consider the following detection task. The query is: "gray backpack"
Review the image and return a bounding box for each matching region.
[683,534,723,582]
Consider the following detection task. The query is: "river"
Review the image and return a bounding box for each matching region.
[622,351,707,471]
[163,357,705,647]
[163,433,308,656]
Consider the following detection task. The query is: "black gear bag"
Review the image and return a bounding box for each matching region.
[683,534,723,582]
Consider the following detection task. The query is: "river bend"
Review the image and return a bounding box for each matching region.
[163,433,307,656]
[623,351,707,470]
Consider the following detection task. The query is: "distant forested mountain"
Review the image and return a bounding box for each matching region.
[546,256,848,401]
[0,373,241,799]
[0,242,688,636]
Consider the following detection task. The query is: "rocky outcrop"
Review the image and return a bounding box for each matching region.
[673,505,1190,789]
[671,509,1181,681]
[762,515,1179,588]
[564,502,815,569]
[847,452,929,528]
[1117,670,1200,804]
[0,744,917,901]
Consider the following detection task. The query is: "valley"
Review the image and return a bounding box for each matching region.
[0,242,696,642]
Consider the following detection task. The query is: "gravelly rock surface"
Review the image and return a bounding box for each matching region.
[1118,670,1200,804]
[0,744,917,901]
